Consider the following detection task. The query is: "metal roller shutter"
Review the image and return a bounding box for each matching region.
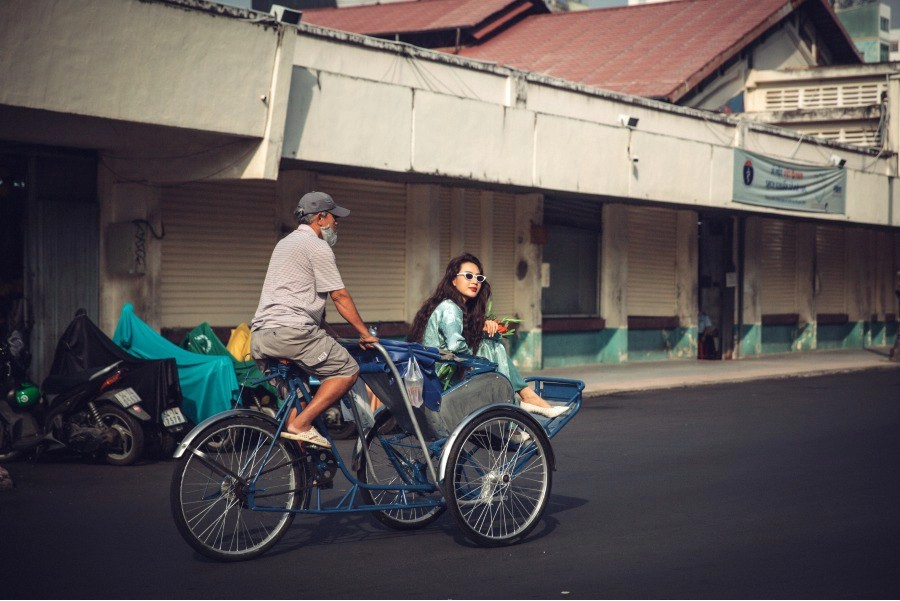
[759,218,798,314]
[543,197,602,317]
[160,181,276,329]
[544,197,602,230]
[437,185,452,263]
[316,175,407,323]
[463,188,483,256]
[490,192,517,318]
[627,206,677,316]
[815,225,846,314]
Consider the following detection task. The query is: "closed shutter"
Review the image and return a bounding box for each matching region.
[437,185,452,263]
[490,192,517,318]
[316,175,407,322]
[544,197,602,230]
[815,225,846,314]
[759,218,797,314]
[463,188,483,255]
[160,181,276,329]
[627,206,677,316]
[543,197,602,317]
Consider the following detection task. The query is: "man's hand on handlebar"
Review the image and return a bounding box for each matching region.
[358,333,378,349]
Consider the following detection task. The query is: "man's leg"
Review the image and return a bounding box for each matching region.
[286,373,357,434]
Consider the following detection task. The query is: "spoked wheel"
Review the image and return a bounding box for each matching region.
[445,406,552,547]
[170,416,306,561]
[97,405,145,466]
[357,410,445,530]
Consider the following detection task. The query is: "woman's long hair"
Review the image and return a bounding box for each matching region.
[407,252,492,354]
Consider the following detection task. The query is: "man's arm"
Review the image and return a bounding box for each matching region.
[330,288,378,345]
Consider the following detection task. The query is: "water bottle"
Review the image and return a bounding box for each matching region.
[404,356,424,408]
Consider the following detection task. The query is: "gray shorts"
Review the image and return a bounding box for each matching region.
[251,326,359,381]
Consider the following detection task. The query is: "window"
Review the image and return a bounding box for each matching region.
[880,16,890,32]
[881,43,889,62]
[541,198,601,317]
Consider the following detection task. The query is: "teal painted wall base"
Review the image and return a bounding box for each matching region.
[793,323,815,351]
[760,323,796,354]
[866,320,898,347]
[739,321,872,356]
[509,331,540,371]
[542,328,627,367]
[627,327,695,361]
[816,321,865,350]
[534,320,895,368]
[739,324,761,356]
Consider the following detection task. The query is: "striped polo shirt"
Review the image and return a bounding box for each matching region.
[251,224,344,330]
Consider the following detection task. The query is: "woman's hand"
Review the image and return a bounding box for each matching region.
[483,319,500,337]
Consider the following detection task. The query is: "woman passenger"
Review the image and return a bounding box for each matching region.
[407,252,569,418]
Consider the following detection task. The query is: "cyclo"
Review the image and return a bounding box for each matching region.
[170,339,583,561]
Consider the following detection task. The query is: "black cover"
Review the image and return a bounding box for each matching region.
[47,310,184,425]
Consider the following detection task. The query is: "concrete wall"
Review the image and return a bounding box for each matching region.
[284,25,899,228]
[0,0,293,181]
[0,0,275,134]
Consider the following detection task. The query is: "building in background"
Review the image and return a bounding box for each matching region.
[2,0,897,381]
[743,62,892,148]
[833,0,893,62]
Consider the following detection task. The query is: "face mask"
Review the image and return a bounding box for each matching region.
[320,225,338,247]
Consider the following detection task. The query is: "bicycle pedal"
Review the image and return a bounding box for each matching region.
[305,449,337,488]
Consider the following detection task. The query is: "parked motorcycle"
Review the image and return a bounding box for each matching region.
[0,341,150,465]
[49,309,189,460]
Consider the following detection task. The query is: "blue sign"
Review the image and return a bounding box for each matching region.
[733,149,846,214]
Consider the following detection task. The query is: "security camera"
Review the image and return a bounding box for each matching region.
[619,115,639,128]
[630,155,639,163]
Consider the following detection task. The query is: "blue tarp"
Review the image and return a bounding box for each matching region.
[112,304,237,424]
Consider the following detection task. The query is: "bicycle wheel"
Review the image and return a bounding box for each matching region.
[357,410,445,530]
[170,415,306,561]
[445,406,551,547]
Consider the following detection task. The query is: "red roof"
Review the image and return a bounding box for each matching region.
[457,0,860,101]
[303,0,860,103]
[302,0,532,36]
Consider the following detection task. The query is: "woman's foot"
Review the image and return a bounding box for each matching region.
[521,402,570,419]
[518,387,569,417]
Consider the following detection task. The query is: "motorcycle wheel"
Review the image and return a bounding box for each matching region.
[322,405,356,440]
[96,405,145,466]
[0,421,21,462]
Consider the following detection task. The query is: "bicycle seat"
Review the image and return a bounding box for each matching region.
[261,358,310,399]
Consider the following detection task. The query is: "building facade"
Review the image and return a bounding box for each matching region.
[1,0,898,382]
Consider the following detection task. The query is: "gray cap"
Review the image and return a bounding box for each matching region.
[294,191,350,220]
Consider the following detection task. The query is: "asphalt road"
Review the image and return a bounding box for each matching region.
[1,369,899,600]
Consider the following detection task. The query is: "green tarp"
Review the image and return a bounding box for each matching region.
[181,322,277,398]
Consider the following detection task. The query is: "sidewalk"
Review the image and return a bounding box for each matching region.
[525,348,900,398]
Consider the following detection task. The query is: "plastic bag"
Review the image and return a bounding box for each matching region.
[403,355,424,408]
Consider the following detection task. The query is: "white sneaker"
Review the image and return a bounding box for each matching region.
[521,402,570,419]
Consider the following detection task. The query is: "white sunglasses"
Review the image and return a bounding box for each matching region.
[457,272,486,283]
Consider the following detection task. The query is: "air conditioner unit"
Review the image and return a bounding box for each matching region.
[270,5,302,25]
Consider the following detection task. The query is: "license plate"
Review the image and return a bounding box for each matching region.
[162,407,187,427]
[114,388,141,408]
